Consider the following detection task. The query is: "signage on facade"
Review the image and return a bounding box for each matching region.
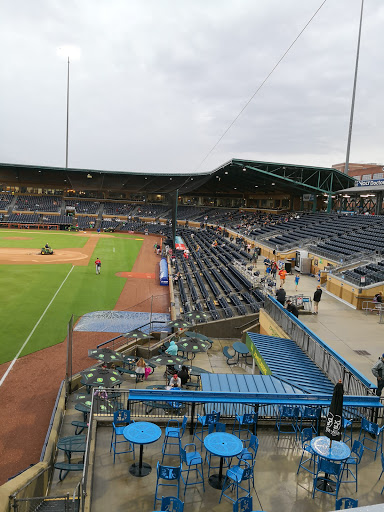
[357,179,384,187]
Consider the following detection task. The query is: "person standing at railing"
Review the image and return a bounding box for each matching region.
[372,355,384,396]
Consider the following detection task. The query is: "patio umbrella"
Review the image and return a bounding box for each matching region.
[167,319,192,329]
[149,354,186,366]
[80,367,122,388]
[75,396,120,414]
[324,379,344,445]
[184,331,213,345]
[88,348,124,364]
[175,336,210,354]
[123,329,154,339]
[183,311,210,323]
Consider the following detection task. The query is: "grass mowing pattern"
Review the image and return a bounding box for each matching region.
[0,235,143,364]
[0,230,88,249]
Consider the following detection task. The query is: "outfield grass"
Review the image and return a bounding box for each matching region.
[0,230,88,248]
[0,233,143,364]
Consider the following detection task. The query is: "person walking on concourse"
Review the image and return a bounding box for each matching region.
[313,285,322,314]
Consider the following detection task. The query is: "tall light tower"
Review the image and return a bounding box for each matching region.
[57,46,81,169]
[344,0,365,176]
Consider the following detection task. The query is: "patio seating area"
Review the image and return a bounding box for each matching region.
[44,334,384,512]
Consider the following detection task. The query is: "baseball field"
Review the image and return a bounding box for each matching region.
[0,229,144,365]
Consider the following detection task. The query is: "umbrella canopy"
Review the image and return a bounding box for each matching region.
[324,380,344,442]
[123,329,154,339]
[88,348,124,364]
[149,354,186,366]
[183,311,210,323]
[184,331,213,345]
[167,319,192,329]
[80,367,122,387]
[175,336,210,354]
[76,396,119,414]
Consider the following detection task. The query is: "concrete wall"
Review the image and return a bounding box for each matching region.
[259,309,289,338]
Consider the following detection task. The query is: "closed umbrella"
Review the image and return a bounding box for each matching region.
[123,329,154,339]
[88,348,124,364]
[324,379,344,444]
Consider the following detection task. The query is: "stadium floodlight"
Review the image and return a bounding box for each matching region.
[57,46,81,169]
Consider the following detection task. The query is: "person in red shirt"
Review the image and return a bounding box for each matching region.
[95,258,101,275]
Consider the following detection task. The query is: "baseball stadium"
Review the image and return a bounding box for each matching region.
[0,160,384,512]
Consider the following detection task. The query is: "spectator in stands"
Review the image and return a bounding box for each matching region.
[177,366,190,387]
[169,373,181,388]
[166,340,178,356]
[276,286,286,306]
[286,300,299,318]
[135,358,146,383]
[313,285,322,314]
[173,272,181,284]
[373,292,383,303]
[271,261,277,279]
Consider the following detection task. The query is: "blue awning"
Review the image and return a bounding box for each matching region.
[246,332,335,395]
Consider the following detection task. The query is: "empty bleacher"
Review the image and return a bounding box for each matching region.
[14,195,61,212]
[65,200,100,214]
[0,194,13,210]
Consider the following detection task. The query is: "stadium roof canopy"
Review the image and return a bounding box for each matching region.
[0,159,354,196]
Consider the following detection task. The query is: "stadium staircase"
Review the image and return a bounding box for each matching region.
[7,194,18,214]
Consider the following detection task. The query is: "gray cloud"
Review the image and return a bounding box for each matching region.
[0,0,383,174]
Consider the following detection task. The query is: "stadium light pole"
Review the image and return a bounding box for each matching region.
[57,46,81,169]
[344,0,364,176]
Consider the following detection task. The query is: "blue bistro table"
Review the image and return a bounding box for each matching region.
[232,342,250,363]
[57,435,86,462]
[204,432,243,489]
[123,422,162,477]
[310,436,351,491]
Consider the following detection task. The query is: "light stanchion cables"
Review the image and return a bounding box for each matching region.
[194,0,328,172]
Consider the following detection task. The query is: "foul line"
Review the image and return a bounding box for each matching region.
[0,265,75,388]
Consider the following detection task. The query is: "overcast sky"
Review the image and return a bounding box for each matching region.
[1,0,383,174]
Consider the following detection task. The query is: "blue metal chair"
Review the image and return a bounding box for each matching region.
[233,496,253,512]
[193,410,220,449]
[358,417,384,460]
[340,440,364,492]
[296,428,316,476]
[342,418,353,445]
[379,452,384,494]
[312,458,343,500]
[109,410,135,463]
[160,496,184,512]
[335,497,359,510]
[275,406,300,440]
[219,460,254,504]
[154,463,181,508]
[180,443,205,496]
[236,435,258,468]
[232,413,258,439]
[161,416,188,462]
[299,407,321,434]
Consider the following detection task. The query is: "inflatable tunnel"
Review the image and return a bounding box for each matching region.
[159,257,169,286]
